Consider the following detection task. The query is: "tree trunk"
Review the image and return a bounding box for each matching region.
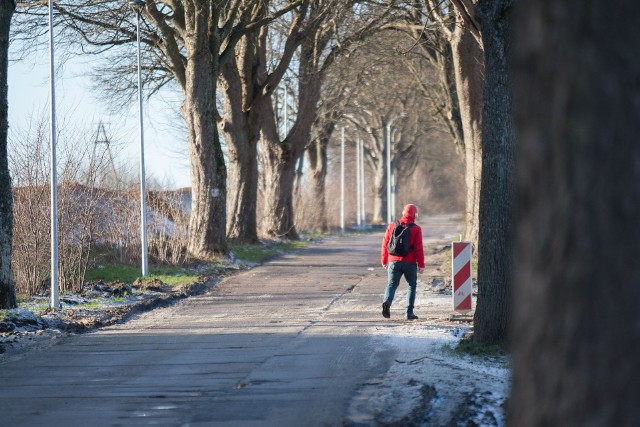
[450,15,484,249]
[307,132,331,232]
[371,158,388,225]
[432,37,465,150]
[0,0,16,309]
[509,1,640,425]
[259,45,323,239]
[260,131,299,240]
[182,24,227,258]
[472,0,514,344]
[220,52,260,244]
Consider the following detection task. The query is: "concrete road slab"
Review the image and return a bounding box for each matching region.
[0,215,483,426]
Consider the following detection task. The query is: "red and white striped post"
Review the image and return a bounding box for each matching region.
[452,242,473,312]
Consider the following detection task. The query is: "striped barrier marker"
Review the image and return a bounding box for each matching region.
[452,242,472,312]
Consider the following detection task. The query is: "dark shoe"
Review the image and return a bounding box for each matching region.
[382,302,391,318]
[406,312,418,320]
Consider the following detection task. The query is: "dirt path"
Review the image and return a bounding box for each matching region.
[0,214,508,426]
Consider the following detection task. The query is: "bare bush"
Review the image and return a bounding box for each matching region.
[147,188,190,265]
[10,112,125,294]
[9,116,50,295]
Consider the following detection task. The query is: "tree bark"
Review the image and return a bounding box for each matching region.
[182,3,227,258]
[437,42,465,150]
[370,154,387,225]
[472,0,513,344]
[220,46,260,244]
[307,120,334,232]
[259,43,323,239]
[0,0,16,309]
[450,13,484,250]
[260,139,299,239]
[509,1,640,425]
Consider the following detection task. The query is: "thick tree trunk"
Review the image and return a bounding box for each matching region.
[307,135,330,232]
[220,54,260,244]
[260,132,299,240]
[225,132,259,243]
[472,0,513,344]
[0,0,16,309]
[182,36,227,258]
[371,160,387,225]
[450,17,484,249]
[259,48,322,239]
[183,100,227,258]
[510,1,640,425]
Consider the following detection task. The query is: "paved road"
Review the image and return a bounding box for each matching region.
[0,215,464,427]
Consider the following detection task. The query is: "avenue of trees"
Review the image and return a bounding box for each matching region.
[3,0,639,423]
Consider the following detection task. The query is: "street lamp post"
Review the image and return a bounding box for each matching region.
[48,0,59,309]
[356,137,361,228]
[360,137,366,226]
[390,128,398,220]
[130,0,148,277]
[340,128,345,232]
[385,115,405,224]
[386,123,392,224]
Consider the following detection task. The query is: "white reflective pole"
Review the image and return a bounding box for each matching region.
[360,138,366,226]
[356,137,361,227]
[340,128,345,232]
[134,5,148,277]
[48,0,59,309]
[391,129,397,221]
[386,124,391,224]
[391,165,396,222]
[283,84,288,136]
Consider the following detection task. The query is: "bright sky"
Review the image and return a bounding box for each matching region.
[7,52,192,189]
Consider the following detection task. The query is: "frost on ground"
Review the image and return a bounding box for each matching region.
[347,322,510,426]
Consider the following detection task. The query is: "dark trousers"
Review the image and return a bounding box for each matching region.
[383,261,417,314]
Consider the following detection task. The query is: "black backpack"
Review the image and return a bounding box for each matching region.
[387,221,414,257]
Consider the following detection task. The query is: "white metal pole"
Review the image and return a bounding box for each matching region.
[356,137,361,227]
[283,83,288,137]
[391,165,396,222]
[340,128,345,232]
[135,6,148,277]
[386,124,391,224]
[391,129,397,221]
[360,138,366,226]
[48,0,59,309]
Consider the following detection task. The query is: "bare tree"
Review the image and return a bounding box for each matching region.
[13,0,302,258]
[403,0,483,249]
[218,0,397,241]
[510,1,640,425]
[262,2,401,238]
[218,1,301,241]
[0,0,17,309]
[413,0,513,344]
[332,31,439,224]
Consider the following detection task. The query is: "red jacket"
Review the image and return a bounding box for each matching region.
[381,217,425,269]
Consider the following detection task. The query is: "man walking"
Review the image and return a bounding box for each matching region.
[381,204,425,320]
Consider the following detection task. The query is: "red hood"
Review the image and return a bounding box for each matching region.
[399,204,417,224]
